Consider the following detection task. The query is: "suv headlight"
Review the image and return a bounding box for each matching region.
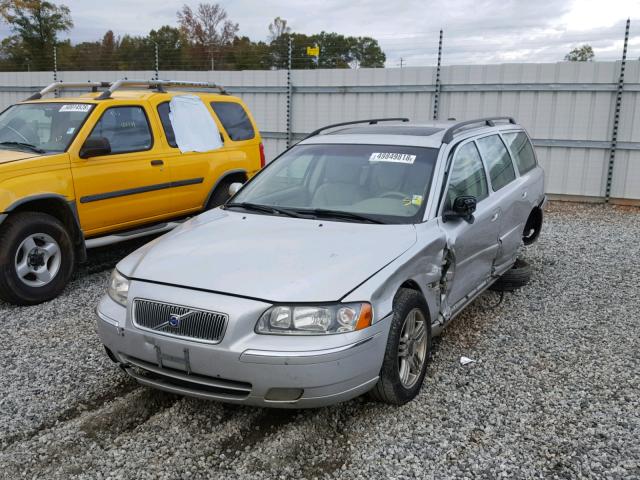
[108,270,130,306]
[256,303,372,335]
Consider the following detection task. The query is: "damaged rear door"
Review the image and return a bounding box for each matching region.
[438,139,500,314]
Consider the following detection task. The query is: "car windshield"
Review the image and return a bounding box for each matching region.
[230,143,439,224]
[0,102,94,154]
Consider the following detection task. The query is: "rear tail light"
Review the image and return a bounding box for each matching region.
[259,142,266,168]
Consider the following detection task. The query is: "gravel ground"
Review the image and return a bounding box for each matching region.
[0,202,638,480]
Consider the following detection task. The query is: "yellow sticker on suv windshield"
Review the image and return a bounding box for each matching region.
[369,152,416,164]
[412,195,423,206]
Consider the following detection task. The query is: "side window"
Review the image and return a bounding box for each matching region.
[475,134,516,191]
[87,106,152,154]
[210,102,255,141]
[502,132,537,174]
[157,102,177,148]
[446,141,489,208]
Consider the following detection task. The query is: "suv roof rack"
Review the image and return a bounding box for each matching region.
[442,117,516,143]
[96,79,227,99]
[303,118,410,140]
[24,79,227,102]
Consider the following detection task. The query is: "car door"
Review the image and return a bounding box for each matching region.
[475,133,523,272]
[439,140,501,312]
[154,99,229,214]
[70,104,172,236]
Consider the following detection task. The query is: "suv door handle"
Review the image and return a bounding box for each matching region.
[521,191,528,199]
[150,160,164,166]
[491,212,500,222]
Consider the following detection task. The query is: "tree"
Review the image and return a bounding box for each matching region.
[268,16,290,43]
[177,3,238,69]
[565,44,594,62]
[351,36,385,68]
[0,0,73,70]
[148,26,186,70]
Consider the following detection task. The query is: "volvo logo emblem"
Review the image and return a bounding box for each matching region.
[168,313,181,328]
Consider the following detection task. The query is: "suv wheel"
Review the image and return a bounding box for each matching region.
[369,288,431,405]
[0,212,75,305]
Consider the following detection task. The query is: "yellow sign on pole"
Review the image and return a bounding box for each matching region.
[306,46,320,57]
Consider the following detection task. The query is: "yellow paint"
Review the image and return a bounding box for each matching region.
[0,90,262,238]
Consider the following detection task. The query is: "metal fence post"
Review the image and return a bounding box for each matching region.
[154,42,159,81]
[53,46,59,97]
[286,36,293,148]
[432,29,443,120]
[605,18,630,202]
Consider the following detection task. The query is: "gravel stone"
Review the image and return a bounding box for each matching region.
[0,202,638,479]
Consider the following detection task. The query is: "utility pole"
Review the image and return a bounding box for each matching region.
[605,18,630,202]
[399,57,405,68]
[432,29,443,121]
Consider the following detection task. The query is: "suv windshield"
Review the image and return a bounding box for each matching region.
[230,143,439,224]
[0,102,94,154]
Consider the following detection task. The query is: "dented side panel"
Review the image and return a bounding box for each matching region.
[342,220,446,331]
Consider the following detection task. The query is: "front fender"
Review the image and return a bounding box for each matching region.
[341,219,446,330]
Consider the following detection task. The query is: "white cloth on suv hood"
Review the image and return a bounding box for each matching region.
[169,94,223,153]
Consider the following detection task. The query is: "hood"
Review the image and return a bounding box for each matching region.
[0,149,42,165]
[120,209,417,303]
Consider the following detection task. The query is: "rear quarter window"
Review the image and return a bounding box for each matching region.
[502,131,537,174]
[210,101,255,141]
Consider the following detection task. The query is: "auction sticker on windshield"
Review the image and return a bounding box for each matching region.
[59,104,92,113]
[369,152,416,164]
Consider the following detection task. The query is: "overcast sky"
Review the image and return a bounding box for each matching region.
[2,0,639,66]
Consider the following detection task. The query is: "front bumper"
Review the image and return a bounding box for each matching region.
[96,281,390,408]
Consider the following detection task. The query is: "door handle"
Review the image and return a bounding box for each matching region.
[521,191,528,199]
[150,160,164,166]
[491,212,499,222]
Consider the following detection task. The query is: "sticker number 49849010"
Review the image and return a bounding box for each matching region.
[369,152,416,164]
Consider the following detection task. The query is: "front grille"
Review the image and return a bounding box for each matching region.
[132,298,227,343]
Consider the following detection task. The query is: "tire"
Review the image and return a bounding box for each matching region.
[0,212,75,305]
[489,258,532,292]
[205,181,233,209]
[369,288,432,405]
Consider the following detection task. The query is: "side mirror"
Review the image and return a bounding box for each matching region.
[443,195,477,223]
[79,137,111,159]
[228,182,243,197]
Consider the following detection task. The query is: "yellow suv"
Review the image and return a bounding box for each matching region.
[0,79,264,305]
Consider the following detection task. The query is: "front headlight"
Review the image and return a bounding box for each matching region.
[256,303,372,335]
[108,269,130,307]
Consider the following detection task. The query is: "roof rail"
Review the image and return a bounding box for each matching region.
[441,117,516,143]
[23,79,227,102]
[96,79,227,100]
[303,118,410,140]
[24,81,111,101]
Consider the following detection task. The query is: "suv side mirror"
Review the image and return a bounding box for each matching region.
[80,137,111,158]
[443,195,477,223]
[228,182,243,197]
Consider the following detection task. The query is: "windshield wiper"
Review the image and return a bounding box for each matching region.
[295,208,384,224]
[225,202,306,218]
[0,141,46,154]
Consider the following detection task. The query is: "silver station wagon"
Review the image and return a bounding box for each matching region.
[96,117,545,407]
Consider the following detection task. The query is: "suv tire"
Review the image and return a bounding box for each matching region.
[369,288,431,405]
[489,258,532,292]
[0,212,75,305]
